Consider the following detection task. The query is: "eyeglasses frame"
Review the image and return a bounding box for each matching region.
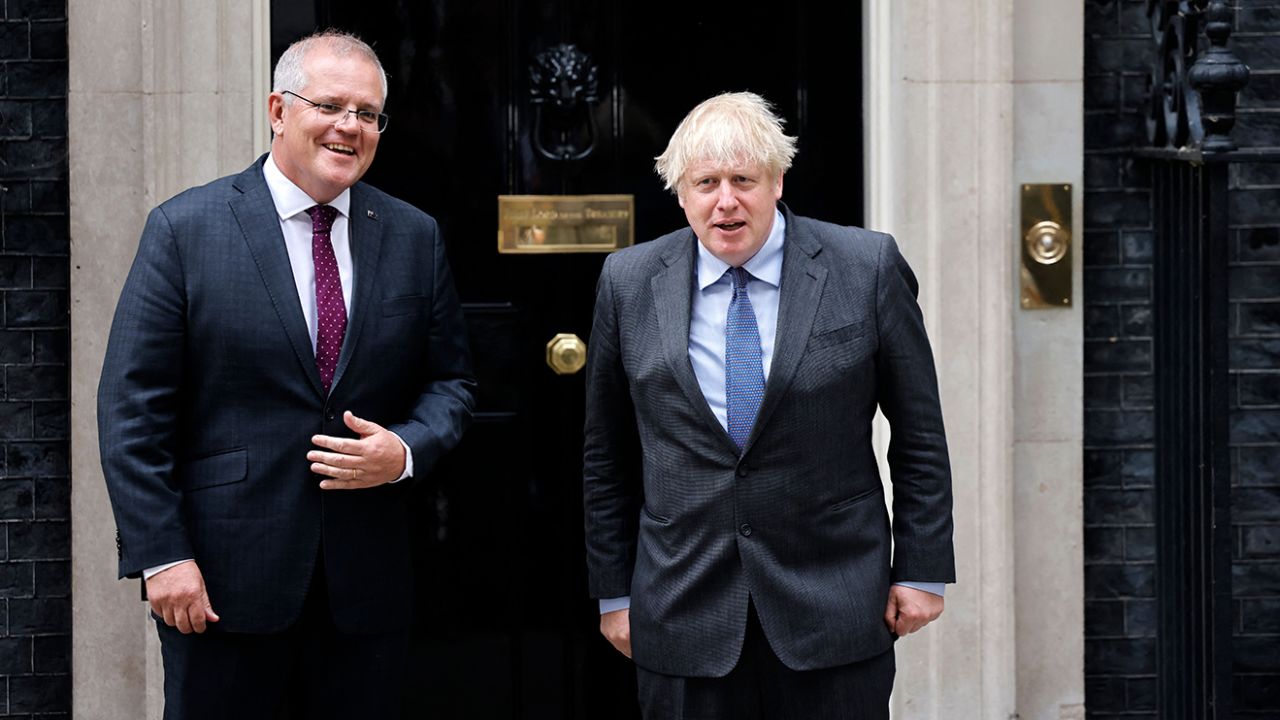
[281,90,389,133]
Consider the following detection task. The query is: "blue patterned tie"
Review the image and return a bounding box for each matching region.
[725,267,765,450]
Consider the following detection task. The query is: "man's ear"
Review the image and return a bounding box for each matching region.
[773,173,785,201]
[267,93,287,136]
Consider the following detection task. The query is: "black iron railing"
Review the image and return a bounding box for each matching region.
[1136,2,1276,718]
[1144,153,1232,720]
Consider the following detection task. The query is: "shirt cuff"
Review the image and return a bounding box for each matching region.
[599,596,631,614]
[391,432,413,483]
[143,559,193,580]
[894,581,945,597]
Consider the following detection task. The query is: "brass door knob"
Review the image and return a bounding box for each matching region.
[546,333,587,375]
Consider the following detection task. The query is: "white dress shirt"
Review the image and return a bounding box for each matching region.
[262,153,356,347]
[143,155,412,581]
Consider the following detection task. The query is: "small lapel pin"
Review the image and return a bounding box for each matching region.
[367,209,378,220]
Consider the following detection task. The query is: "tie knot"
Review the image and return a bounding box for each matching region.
[730,267,751,291]
[307,204,339,234]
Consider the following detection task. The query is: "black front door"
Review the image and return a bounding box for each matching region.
[271,2,862,716]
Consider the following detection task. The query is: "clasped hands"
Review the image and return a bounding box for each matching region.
[147,411,405,634]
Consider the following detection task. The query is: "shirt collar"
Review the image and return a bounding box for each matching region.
[696,208,786,290]
[263,152,351,222]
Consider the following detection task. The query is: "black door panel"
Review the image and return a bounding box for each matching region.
[271,1,861,716]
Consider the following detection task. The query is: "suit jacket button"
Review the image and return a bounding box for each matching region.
[739,523,753,537]
[326,413,335,422]
[737,467,748,477]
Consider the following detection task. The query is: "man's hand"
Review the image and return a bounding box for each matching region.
[600,608,632,659]
[146,560,219,634]
[883,584,944,637]
[309,411,406,489]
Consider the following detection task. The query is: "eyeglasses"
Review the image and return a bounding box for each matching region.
[282,90,389,133]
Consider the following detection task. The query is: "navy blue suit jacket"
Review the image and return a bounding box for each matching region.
[98,156,475,634]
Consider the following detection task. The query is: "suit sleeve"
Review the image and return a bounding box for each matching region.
[873,233,956,584]
[385,222,476,477]
[582,255,643,599]
[97,206,194,579]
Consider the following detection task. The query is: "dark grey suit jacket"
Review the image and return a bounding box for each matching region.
[583,206,954,677]
[98,156,475,635]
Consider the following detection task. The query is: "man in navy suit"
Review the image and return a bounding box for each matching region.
[583,92,954,718]
[98,31,474,719]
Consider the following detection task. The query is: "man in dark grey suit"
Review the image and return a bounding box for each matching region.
[583,92,954,718]
[97,31,474,719]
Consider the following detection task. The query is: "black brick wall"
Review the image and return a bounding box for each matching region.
[0,0,69,717]
[1232,14,1280,716]
[1084,3,1157,716]
[1230,174,1280,719]
[1085,0,1280,717]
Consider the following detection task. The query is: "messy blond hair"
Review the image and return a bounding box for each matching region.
[654,92,797,194]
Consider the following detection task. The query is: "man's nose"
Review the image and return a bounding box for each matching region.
[715,183,738,210]
[332,111,360,132]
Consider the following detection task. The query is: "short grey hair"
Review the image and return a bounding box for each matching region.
[272,30,389,106]
[654,92,798,194]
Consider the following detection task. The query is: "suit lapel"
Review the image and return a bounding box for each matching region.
[229,157,326,398]
[329,184,384,393]
[653,232,737,449]
[742,209,826,454]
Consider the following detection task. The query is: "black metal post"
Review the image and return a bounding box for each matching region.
[1148,157,1233,720]
[1140,1,1253,715]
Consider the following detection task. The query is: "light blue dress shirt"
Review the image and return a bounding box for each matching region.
[600,210,942,614]
[689,212,786,429]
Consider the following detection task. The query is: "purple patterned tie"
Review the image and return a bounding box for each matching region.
[307,205,345,394]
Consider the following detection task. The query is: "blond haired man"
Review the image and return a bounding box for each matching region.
[583,92,954,718]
